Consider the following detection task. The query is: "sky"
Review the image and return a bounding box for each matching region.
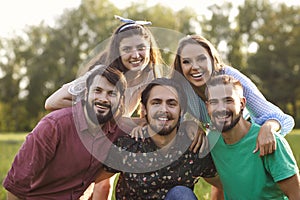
[0,0,299,38]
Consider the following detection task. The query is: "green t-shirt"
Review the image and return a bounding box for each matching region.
[208,123,298,199]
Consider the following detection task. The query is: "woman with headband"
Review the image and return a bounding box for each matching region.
[44,15,165,199]
[45,15,164,117]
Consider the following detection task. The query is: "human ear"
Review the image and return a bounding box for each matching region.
[240,97,246,110]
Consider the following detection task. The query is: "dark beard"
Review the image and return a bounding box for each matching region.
[146,114,180,136]
[212,110,242,132]
[149,123,178,136]
[85,101,115,125]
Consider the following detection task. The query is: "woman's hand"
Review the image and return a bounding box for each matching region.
[130,125,147,141]
[182,120,206,153]
[253,119,280,156]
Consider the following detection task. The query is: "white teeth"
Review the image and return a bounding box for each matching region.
[96,105,107,109]
[216,114,230,119]
[158,117,168,121]
[217,116,226,119]
[130,60,141,64]
[191,72,203,78]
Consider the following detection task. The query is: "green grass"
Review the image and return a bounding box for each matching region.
[285,131,300,164]
[0,131,299,199]
[0,133,27,142]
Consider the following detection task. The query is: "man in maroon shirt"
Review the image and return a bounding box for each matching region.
[3,65,128,199]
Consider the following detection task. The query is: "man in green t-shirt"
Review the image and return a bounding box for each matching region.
[205,75,300,199]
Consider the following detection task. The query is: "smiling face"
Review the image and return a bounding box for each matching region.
[85,75,121,125]
[119,35,151,72]
[180,43,213,87]
[144,85,181,136]
[206,83,245,132]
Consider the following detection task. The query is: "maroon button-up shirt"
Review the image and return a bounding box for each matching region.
[3,102,126,199]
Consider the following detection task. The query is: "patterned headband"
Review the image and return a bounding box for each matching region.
[114,15,152,32]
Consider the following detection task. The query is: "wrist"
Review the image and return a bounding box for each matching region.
[264,119,280,132]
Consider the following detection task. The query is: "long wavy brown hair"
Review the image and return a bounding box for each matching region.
[105,23,164,78]
[173,35,225,77]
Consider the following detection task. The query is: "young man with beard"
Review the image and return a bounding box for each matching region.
[3,65,129,200]
[206,75,300,199]
[101,77,222,200]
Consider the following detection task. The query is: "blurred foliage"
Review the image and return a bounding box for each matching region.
[0,0,300,131]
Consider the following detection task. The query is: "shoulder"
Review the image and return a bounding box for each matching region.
[250,123,261,132]
[224,65,246,78]
[273,131,292,149]
[114,134,139,150]
[42,107,73,124]
[32,107,74,134]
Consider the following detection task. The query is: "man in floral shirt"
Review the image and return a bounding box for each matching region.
[102,77,222,199]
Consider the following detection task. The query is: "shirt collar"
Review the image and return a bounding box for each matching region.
[72,101,89,133]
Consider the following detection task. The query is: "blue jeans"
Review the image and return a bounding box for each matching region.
[165,186,198,200]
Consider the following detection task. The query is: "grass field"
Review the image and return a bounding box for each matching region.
[0,131,300,199]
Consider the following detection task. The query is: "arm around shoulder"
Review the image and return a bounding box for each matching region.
[44,82,73,111]
[225,66,295,135]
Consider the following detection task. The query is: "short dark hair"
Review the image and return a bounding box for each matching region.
[86,64,127,96]
[141,77,187,114]
[205,74,243,98]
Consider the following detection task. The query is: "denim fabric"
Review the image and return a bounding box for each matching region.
[165,186,198,200]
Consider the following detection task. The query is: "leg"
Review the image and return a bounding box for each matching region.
[165,186,197,200]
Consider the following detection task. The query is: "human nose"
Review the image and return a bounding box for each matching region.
[215,102,227,111]
[191,60,200,69]
[130,49,140,58]
[160,102,169,112]
[97,92,109,102]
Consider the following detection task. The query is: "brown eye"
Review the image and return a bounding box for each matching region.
[182,60,190,64]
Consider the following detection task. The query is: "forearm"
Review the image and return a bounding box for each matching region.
[277,173,300,200]
[44,82,73,111]
[262,119,280,132]
[225,66,295,135]
[245,93,294,135]
[250,110,294,136]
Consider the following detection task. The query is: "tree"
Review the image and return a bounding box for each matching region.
[247,1,300,124]
[0,0,196,131]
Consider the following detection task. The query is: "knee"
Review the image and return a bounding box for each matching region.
[165,186,197,200]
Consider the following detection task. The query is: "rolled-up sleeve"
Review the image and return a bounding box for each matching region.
[225,66,295,135]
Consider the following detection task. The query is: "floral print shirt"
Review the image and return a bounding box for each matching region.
[104,129,217,199]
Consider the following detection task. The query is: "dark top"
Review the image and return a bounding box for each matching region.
[104,128,217,199]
